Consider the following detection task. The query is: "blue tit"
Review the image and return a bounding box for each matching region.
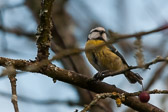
[85,27,143,84]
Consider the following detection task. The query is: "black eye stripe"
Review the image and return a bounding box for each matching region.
[100,31,106,34]
[95,37,105,41]
[90,30,106,34]
[87,36,105,41]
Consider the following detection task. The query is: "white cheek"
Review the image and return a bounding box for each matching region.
[89,32,100,39]
[102,34,108,41]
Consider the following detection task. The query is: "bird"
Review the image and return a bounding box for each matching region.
[85,27,143,84]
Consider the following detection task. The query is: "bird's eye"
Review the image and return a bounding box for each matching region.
[100,31,106,35]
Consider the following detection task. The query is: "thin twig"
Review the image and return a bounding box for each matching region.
[8,67,19,112]
[97,56,168,80]
[145,62,167,90]
[81,93,115,112]
[0,25,35,39]
[81,89,168,112]
[50,25,168,61]
[108,24,168,40]
[125,89,168,96]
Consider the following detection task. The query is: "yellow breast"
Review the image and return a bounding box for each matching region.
[85,40,126,72]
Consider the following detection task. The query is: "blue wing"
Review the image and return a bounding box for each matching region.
[107,45,129,67]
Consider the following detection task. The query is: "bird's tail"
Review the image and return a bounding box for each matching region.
[124,71,143,85]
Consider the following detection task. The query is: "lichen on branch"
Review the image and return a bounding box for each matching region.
[36,0,54,61]
[0,57,165,112]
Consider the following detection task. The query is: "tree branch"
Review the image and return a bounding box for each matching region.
[36,0,54,61]
[50,25,168,61]
[81,89,168,112]
[108,24,168,41]
[0,57,164,112]
[8,67,19,112]
[0,25,35,39]
[145,62,167,90]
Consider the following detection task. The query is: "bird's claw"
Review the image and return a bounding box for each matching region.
[93,71,106,81]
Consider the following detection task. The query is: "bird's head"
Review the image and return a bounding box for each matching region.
[87,27,108,41]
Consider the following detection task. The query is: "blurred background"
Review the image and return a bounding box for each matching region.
[0,0,168,112]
